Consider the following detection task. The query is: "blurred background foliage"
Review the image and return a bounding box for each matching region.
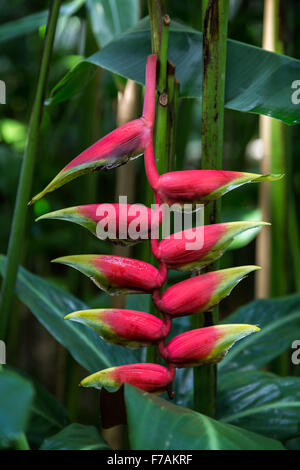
[0,0,300,442]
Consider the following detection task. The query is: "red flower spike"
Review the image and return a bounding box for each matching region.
[28,55,157,206]
[52,254,163,295]
[153,265,260,317]
[163,324,260,367]
[37,203,161,246]
[64,308,170,348]
[157,221,269,272]
[80,363,175,393]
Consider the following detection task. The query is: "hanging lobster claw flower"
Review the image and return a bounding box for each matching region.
[154,265,260,317]
[28,120,150,205]
[157,221,269,272]
[29,55,157,206]
[153,170,282,207]
[65,309,169,348]
[163,324,260,367]
[52,254,163,294]
[37,203,161,246]
[80,363,175,393]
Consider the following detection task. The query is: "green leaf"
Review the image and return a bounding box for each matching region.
[0,0,86,43]
[219,293,300,373]
[217,370,300,441]
[6,366,69,446]
[124,385,284,450]
[221,208,263,251]
[46,60,97,106]
[40,423,110,450]
[49,17,300,124]
[0,369,34,449]
[0,255,139,373]
[86,0,139,48]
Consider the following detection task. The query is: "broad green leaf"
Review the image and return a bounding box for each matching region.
[172,367,193,408]
[86,0,139,48]
[0,255,139,374]
[6,366,69,446]
[0,0,86,43]
[124,385,284,450]
[219,293,300,373]
[40,423,110,450]
[48,17,300,124]
[217,370,300,441]
[0,369,34,449]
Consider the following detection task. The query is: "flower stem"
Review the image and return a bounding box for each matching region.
[0,0,61,340]
[192,0,229,417]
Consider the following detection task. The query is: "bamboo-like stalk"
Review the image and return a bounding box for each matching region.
[148,0,162,56]
[255,0,287,299]
[155,15,170,174]
[256,0,288,375]
[0,0,62,340]
[193,0,229,417]
[289,197,300,292]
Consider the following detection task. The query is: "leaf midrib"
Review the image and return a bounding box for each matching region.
[221,401,300,424]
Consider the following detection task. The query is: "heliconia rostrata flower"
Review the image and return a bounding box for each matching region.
[65,309,170,348]
[153,266,260,318]
[80,364,176,393]
[37,203,161,245]
[31,52,280,395]
[53,255,164,294]
[160,324,260,367]
[155,221,269,271]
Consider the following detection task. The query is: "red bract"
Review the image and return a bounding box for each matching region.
[162,324,260,367]
[145,164,281,207]
[53,254,164,294]
[156,221,269,271]
[81,363,175,393]
[154,266,259,317]
[29,55,157,206]
[37,203,161,245]
[65,308,170,348]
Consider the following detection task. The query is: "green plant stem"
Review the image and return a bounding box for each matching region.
[270,0,287,298]
[14,433,30,450]
[167,70,179,171]
[155,16,170,175]
[146,8,172,364]
[289,195,300,291]
[0,0,61,340]
[192,0,229,417]
[148,0,162,55]
[267,0,288,376]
